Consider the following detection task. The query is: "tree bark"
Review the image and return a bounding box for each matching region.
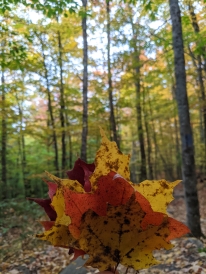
[143,87,153,180]
[39,35,59,176]
[81,0,88,162]
[188,2,206,74]
[147,88,158,178]
[106,0,119,147]
[57,30,66,176]
[65,111,73,169]
[188,45,205,142]
[172,85,182,179]
[188,4,206,171]
[15,93,30,197]
[129,19,147,181]
[1,66,7,199]
[169,0,203,237]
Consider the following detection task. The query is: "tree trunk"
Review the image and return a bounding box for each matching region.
[172,85,182,179]
[143,87,153,180]
[57,30,66,176]
[147,88,158,178]
[15,93,30,197]
[159,120,175,180]
[188,45,205,142]
[130,19,147,181]
[188,2,206,74]
[65,111,73,169]
[81,0,88,162]
[187,5,206,172]
[1,66,7,199]
[106,0,119,147]
[169,0,203,237]
[135,64,147,181]
[40,36,59,176]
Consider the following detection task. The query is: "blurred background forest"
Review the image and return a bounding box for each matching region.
[0,0,206,199]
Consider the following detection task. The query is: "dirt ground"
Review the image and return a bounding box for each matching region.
[0,182,206,274]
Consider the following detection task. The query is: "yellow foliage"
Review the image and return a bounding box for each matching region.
[37,224,74,248]
[74,195,173,271]
[90,128,130,188]
[134,179,180,213]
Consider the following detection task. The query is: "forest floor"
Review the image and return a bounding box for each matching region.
[0,182,206,274]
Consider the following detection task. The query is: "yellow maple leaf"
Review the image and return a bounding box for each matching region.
[73,194,173,271]
[134,179,180,213]
[90,128,130,188]
[37,223,74,247]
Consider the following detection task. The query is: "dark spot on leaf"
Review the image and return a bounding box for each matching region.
[155,233,161,237]
[124,218,130,225]
[103,245,111,255]
[116,211,122,217]
[160,181,169,189]
[113,249,120,261]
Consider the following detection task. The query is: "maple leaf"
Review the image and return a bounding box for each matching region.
[64,171,189,271]
[72,195,173,271]
[27,198,57,221]
[89,128,130,189]
[45,171,84,226]
[134,179,181,214]
[67,158,95,192]
[64,171,134,238]
[37,222,73,248]
[29,128,190,273]
[30,171,85,255]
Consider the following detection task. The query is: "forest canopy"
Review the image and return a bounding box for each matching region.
[0,0,205,209]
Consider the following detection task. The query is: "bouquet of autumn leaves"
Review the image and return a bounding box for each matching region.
[28,129,189,273]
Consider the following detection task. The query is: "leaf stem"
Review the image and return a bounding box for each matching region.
[114,262,119,273]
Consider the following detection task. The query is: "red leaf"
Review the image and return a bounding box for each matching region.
[135,192,164,229]
[40,221,55,230]
[44,180,58,199]
[167,217,190,241]
[28,198,57,221]
[64,171,134,238]
[66,158,95,192]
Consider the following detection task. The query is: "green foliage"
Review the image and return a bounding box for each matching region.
[0,0,79,16]
[0,0,206,200]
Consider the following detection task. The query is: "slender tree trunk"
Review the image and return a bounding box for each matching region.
[65,111,73,169]
[171,84,182,178]
[169,0,203,237]
[187,5,206,171]
[159,120,175,180]
[57,30,66,176]
[106,0,119,147]
[15,94,30,196]
[130,19,147,181]
[172,86,182,178]
[1,67,7,199]
[188,45,205,142]
[147,88,158,178]
[143,87,153,180]
[68,132,73,169]
[81,0,88,162]
[40,36,59,176]
[188,2,206,74]
[135,64,147,181]
[130,140,138,183]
